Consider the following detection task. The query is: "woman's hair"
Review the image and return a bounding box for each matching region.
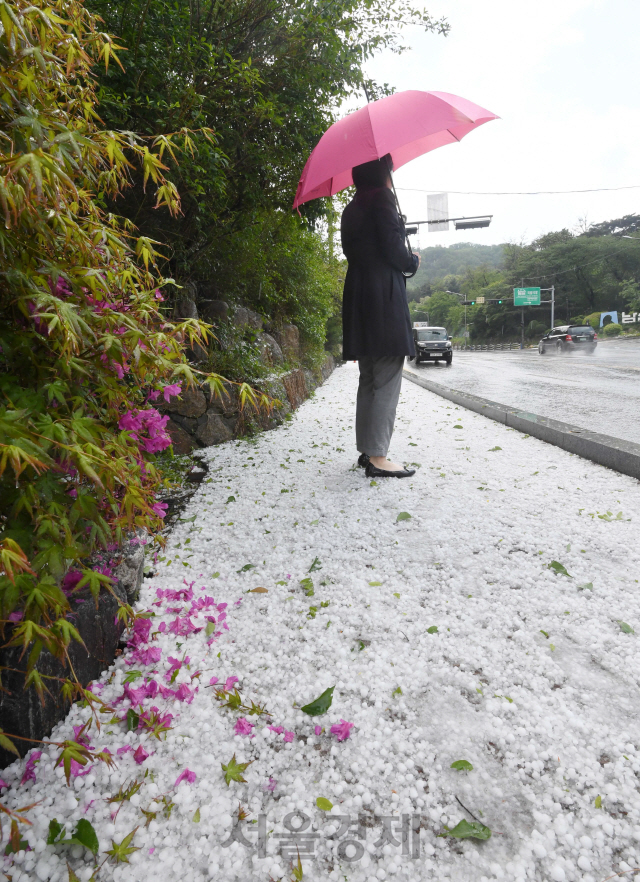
[351,154,393,190]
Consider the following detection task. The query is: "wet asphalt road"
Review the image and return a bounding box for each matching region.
[404,338,640,445]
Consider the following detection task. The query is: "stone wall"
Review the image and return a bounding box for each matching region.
[164,354,337,455]
[0,538,145,768]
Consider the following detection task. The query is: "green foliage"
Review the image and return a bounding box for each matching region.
[407,224,640,343]
[316,797,333,811]
[396,512,412,522]
[300,686,335,716]
[450,760,473,771]
[427,626,438,634]
[603,322,622,337]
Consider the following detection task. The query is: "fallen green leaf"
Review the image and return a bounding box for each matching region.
[548,560,572,577]
[427,625,438,634]
[316,797,333,811]
[300,686,334,716]
[441,819,491,840]
[221,754,252,786]
[618,621,635,634]
[396,512,412,522]
[450,760,473,772]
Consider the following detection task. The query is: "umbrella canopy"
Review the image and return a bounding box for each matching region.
[293,90,499,209]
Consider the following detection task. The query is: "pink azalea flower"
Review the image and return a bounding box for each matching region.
[163,383,182,402]
[133,745,150,764]
[117,745,134,756]
[209,676,219,686]
[20,751,42,785]
[284,730,295,743]
[8,611,23,622]
[0,778,9,790]
[314,725,322,736]
[262,778,277,792]
[152,501,168,519]
[158,621,166,633]
[267,725,284,735]
[175,769,196,786]
[154,289,164,301]
[234,717,255,737]
[330,720,355,742]
[147,390,162,401]
[224,675,239,692]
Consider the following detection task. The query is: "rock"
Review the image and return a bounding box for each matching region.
[233,306,265,331]
[282,369,308,409]
[163,387,207,418]
[274,324,300,361]
[187,340,209,362]
[321,353,335,381]
[257,333,284,365]
[196,411,234,446]
[304,368,319,397]
[166,419,196,454]
[201,300,229,323]
[205,380,240,416]
[112,531,146,603]
[174,297,198,320]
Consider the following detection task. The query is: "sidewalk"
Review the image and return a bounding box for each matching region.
[3,362,640,882]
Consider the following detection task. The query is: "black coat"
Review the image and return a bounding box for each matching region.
[340,186,418,360]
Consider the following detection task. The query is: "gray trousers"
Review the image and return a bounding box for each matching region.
[356,357,404,457]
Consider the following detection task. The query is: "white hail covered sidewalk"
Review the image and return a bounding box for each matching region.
[3,362,640,882]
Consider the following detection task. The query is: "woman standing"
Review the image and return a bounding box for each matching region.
[340,155,419,478]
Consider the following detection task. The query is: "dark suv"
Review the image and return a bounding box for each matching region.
[410,325,453,365]
[538,325,598,355]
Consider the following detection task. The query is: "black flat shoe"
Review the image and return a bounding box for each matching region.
[365,463,415,479]
[357,453,370,468]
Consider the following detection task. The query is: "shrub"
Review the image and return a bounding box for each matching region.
[584,312,602,330]
[0,0,273,756]
[602,322,622,337]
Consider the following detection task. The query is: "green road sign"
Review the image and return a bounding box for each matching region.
[514,287,541,306]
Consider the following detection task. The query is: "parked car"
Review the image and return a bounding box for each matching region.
[410,324,453,365]
[538,325,598,355]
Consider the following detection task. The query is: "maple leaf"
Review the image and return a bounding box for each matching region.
[221,754,252,786]
[105,827,140,864]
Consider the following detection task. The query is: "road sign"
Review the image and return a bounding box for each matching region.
[476,296,485,304]
[514,287,541,306]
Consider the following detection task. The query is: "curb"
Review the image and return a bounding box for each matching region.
[403,369,640,481]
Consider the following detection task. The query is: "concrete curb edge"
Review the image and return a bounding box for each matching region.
[403,369,640,481]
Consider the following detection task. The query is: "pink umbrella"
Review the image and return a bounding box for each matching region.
[293,90,499,209]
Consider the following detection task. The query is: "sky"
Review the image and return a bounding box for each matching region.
[360,0,640,247]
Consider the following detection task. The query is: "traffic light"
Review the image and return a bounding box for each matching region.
[498,300,502,304]
[470,301,475,305]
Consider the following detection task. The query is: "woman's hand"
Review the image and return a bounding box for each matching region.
[412,252,421,267]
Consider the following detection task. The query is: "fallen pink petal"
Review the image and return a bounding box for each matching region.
[330,720,355,742]
[175,769,197,786]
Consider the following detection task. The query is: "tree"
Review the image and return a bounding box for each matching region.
[86,0,449,294]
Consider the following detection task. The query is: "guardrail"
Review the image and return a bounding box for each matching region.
[453,342,524,351]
